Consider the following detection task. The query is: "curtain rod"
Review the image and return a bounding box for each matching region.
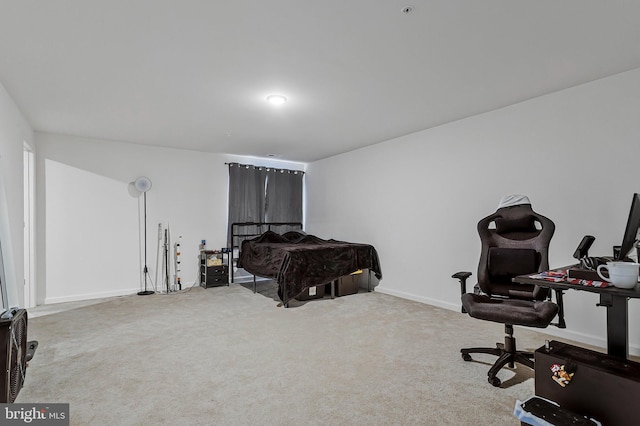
[225,162,305,174]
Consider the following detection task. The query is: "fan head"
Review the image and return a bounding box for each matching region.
[133,176,152,193]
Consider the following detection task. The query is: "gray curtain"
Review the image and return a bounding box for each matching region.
[265,169,304,234]
[227,163,304,247]
[227,164,267,247]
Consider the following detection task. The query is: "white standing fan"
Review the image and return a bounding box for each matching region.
[134,177,154,295]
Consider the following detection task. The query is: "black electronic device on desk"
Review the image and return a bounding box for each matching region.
[568,194,640,281]
[568,258,613,281]
[568,235,604,280]
[573,235,595,260]
[567,235,606,280]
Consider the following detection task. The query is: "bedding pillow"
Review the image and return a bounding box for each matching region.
[282,231,307,242]
[253,231,289,244]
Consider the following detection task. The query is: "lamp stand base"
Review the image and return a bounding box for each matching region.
[137,290,155,296]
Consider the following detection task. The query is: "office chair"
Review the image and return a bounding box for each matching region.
[452,195,561,387]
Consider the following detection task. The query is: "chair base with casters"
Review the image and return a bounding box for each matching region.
[461,324,535,387]
[457,279,559,387]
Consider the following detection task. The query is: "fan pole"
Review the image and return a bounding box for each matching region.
[138,191,154,295]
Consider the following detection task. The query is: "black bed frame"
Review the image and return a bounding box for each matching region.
[229,221,303,284]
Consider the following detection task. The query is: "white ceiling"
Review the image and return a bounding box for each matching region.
[1,1,639,162]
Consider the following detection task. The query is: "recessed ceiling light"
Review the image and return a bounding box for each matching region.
[266,95,287,105]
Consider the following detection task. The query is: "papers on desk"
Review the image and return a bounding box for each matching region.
[528,269,612,288]
[528,270,566,282]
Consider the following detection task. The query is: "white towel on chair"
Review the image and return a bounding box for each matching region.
[498,194,531,208]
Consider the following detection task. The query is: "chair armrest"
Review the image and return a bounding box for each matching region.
[452,271,472,313]
[452,271,472,282]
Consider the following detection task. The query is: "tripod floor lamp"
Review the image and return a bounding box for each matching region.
[134,176,154,296]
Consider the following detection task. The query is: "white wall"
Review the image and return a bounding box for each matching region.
[36,133,304,304]
[0,81,34,309]
[306,68,640,354]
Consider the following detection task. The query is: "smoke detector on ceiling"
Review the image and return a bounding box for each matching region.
[401,5,414,14]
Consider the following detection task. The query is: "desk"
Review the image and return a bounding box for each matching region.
[514,265,640,359]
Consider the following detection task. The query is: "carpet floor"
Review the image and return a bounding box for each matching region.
[18,283,562,425]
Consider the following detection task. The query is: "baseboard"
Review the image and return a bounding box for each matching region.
[375,286,460,311]
[375,286,640,358]
[44,287,140,305]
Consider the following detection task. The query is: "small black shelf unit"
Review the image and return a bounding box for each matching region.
[199,250,230,288]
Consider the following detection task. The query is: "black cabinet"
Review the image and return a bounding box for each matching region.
[199,251,229,288]
[535,340,640,426]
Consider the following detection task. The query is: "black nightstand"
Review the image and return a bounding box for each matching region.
[199,251,229,288]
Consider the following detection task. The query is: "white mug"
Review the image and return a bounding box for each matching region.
[597,261,640,289]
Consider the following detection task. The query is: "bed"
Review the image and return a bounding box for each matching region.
[234,226,382,305]
[229,222,304,284]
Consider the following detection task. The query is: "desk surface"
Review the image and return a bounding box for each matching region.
[514,265,640,298]
[515,265,640,359]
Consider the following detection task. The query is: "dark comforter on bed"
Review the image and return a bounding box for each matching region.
[237,231,382,303]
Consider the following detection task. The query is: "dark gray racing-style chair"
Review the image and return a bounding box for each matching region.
[452,195,562,387]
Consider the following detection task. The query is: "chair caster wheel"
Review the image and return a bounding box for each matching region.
[488,376,501,387]
[461,353,472,362]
